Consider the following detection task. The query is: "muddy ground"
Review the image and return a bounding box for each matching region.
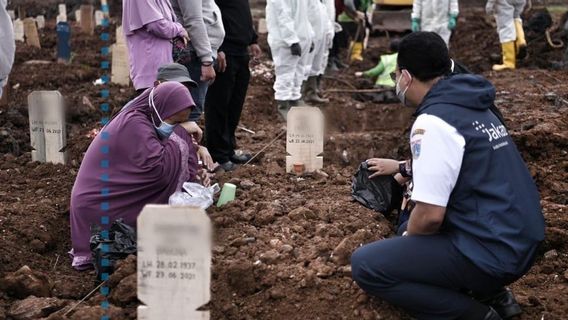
[1,3,567,320]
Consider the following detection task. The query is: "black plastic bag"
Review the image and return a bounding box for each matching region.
[351,161,403,215]
[90,219,137,280]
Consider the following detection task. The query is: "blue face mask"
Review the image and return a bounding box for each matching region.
[149,88,176,139]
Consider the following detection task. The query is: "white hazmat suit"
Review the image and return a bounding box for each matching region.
[266,0,314,101]
[307,0,335,77]
[412,0,459,46]
[0,0,15,97]
[487,0,526,43]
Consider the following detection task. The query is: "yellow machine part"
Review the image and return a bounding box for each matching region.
[374,0,413,5]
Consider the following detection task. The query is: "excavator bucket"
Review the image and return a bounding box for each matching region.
[373,0,413,33]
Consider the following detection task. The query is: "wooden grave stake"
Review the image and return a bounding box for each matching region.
[27,91,67,164]
[137,205,211,320]
[23,18,41,48]
[80,5,94,35]
[286,106,324,173]
[111,26,130,86]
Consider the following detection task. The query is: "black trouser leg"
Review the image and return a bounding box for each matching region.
[351,234,513,320]
[227,55,250,152]
[204,55,249,163]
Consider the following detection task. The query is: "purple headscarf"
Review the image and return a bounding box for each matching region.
[122,0,176,35]
[69,82,199,270]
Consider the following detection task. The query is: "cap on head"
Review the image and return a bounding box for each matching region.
[157,63,198,88]
[397,32,452,82]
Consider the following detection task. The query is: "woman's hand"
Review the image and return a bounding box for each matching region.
[180,121,203,142]
[197,146,217,171]
[196,168,213,187]
[366,158,399,178]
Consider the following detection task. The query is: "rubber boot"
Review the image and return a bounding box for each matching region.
[514,19,527,60]
[350,41,364,62]
[276,100,290,120]
[304,76,329,104]
[484,307,503,320]
[478,288,522,319]
[492,41,516,71]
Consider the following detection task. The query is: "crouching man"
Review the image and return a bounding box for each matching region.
[351,32,544,320]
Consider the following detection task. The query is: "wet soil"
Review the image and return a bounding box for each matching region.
[1,4,567,320]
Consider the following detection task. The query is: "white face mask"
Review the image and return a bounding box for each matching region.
[149,88,176,139]
[395,70,412,107]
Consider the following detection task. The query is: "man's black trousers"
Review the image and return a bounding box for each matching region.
[204,54,251,163]
[351,234,522,320]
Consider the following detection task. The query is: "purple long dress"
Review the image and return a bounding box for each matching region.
[122,0,185,90]
[69,82,199,269]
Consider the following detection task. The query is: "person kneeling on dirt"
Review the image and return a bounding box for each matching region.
[354,38,400,103]
[69,82,211,270]
[350,32,545,320]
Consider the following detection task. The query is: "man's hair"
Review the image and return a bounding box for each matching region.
[389,37,401,53]
[397,32,451,82]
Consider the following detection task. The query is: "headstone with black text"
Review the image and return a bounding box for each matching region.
[27,91,67,164]
[137,205,211,320]
[286,107,324,172]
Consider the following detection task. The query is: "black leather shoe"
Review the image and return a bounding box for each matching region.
[230,153,252,164]
[217,161,237,172]
[484,307,503,320]
[479,288,521,319]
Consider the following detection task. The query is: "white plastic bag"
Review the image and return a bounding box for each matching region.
[168,183,220,209]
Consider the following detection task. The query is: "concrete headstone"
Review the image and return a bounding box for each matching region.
[80,5,94,35]
[258,18,267,34]
[58,4,67,22]
[57,22,71,63]
[75,9,81,23]
[27,91,67,164]
[8,10,15,21]
[116,25,125,44]
[95,10,104,26]
[23,18,40,48]
[111,43,130,86]
[286,106,324,172]
[13,19,24,42]
[137,205,211,320]
[35,15,45,29]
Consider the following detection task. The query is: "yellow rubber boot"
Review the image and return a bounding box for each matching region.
[350,42,364,62]
[514,19,527,59]
[492,41,516,71]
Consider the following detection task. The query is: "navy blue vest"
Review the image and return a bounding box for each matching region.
[416,74,545,279]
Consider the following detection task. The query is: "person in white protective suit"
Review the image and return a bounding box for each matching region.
[411,0,459,47]
[266,0,314,120]
[303,0,335,104]
[486,0,527,71]
[0,0,15,98]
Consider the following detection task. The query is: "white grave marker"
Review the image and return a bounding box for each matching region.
[8,10,15,21]
[58,4,67,18]
[23,18,40,48]
[28,91,67,164]
[74,9,81,23]
[111,43,131,86]
[286,106,324,172]
[35,15,45,29]
[258,18,267,34]
[56,14,66,23]
[95,10,104,26]
[137,205,211,320]
[13,19,24,42]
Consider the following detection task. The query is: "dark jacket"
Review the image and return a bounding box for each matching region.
[215,0,258,56]
[415,74,545,280]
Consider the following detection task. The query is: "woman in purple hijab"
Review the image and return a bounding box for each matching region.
[122,0,189,92]
[69,82,200,270]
